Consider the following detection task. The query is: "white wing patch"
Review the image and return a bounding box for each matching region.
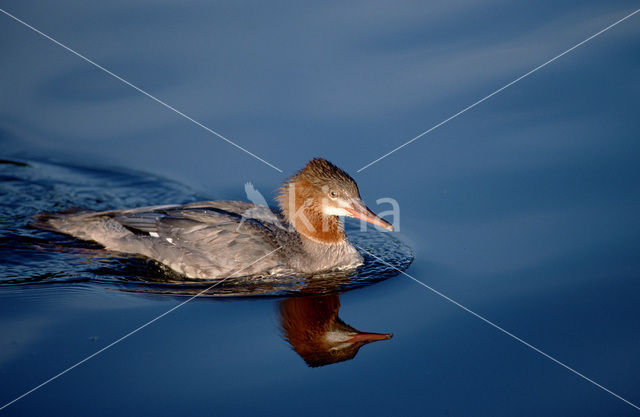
[148,232,174,244]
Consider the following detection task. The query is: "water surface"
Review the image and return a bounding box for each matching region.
[1,1,640,416]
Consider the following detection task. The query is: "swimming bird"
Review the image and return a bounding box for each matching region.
[36,158,392,279]
[279,293,392,367]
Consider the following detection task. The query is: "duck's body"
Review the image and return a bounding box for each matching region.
[37,158,392,279]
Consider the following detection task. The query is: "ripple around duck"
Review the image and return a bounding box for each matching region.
[0,158,413,297]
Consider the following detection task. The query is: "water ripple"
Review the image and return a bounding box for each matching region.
[0,158,413,297]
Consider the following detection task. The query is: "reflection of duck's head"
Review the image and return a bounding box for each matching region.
[276,158,392,244]
[279,293,392,367]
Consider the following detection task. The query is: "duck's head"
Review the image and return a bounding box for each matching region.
[279,294,393,367]
[276,158,392,244]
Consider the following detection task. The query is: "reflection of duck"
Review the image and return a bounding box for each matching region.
[279,294,392,367]
[36,158,392,279]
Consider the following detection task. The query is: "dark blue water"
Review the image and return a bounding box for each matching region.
[1,1,640,416]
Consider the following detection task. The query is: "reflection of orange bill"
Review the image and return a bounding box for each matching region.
[346,332,393,343]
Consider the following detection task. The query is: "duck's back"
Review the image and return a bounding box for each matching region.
[36,201,296,279]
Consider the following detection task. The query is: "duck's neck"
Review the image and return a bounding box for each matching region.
[277,180,346,244]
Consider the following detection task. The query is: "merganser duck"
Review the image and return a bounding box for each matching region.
[36,158,392,279]
[279,294,392,367]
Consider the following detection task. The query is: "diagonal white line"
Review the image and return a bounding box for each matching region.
[0,245,283,411]
[357,8,640,173]
[355,244,640,411]
[0,8,283,173]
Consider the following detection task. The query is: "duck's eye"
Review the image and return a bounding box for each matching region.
[329,190,339,199]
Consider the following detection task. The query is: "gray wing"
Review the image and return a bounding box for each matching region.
[42,201,291,279]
